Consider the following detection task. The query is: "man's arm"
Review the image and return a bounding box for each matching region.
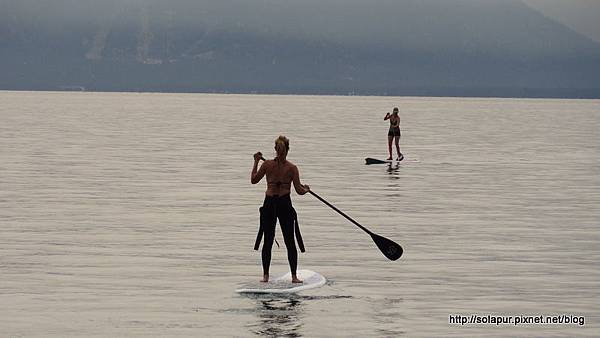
[292,165,309,195]
[251,157,267,184]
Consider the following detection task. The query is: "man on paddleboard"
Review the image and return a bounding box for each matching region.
[384,107,403,161]
[251,135,310,283]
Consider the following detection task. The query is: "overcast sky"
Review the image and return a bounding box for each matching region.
[3,0,600,43]
[2,0,598,96]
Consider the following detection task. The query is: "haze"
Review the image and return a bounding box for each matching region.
[1,0,599,97]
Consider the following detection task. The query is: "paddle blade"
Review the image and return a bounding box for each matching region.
[371,233,403,261]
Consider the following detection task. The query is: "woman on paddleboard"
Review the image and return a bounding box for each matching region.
[384,107,403,161]
[251,135,310,283]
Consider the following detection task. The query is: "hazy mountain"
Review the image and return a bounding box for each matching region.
[524,0,600,43]
[1,0,599,97]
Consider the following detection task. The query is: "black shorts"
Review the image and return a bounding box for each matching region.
[388,127,401,137]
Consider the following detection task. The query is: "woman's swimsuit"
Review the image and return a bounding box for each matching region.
[254,191,305,276]
[388,117,401,137]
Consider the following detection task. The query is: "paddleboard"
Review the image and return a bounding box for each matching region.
[365,156,403,164]
[366,157,397,164]
[235,269,326,294]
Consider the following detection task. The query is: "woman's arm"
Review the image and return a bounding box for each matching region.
[384,112,391,120]
[251,152,267,184]
[292,165,310,195]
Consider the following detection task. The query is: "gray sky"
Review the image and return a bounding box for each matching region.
[2,0,598,96]
[3,0,599,44]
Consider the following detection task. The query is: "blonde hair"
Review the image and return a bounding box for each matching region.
[274,135,289,163]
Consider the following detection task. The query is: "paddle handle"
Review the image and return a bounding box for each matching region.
[308,190,372,235]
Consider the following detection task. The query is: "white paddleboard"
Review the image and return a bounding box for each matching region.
[236,269,326,294]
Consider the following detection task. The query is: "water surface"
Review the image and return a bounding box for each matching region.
[1,91,599,337]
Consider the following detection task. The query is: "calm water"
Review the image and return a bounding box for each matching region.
[1,91,599,337]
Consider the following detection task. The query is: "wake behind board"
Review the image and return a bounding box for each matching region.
[236,269,326,294]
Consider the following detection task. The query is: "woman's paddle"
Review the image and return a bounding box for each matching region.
[308,190,403,261]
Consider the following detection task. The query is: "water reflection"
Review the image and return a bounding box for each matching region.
[385,163,404,198]
[386,163,401,177]
[249,296,304,337]
[371,297,407,337]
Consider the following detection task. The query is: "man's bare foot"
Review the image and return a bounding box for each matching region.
[291,276,303,283]
[260,274,269,283]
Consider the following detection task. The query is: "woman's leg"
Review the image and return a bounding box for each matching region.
[260,203,277,282]
[394,135,401,159]
[387,135,393,160]
[279,211,302,282]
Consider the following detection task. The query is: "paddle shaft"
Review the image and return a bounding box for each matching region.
[308,190,372,235]
[258,156,369,235]
[256,155,402,260]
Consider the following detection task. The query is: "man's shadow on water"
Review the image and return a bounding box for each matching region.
[248,295,304,338]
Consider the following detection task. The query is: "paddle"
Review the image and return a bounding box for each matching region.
[308,190,403,261]
[256,155,402,260]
